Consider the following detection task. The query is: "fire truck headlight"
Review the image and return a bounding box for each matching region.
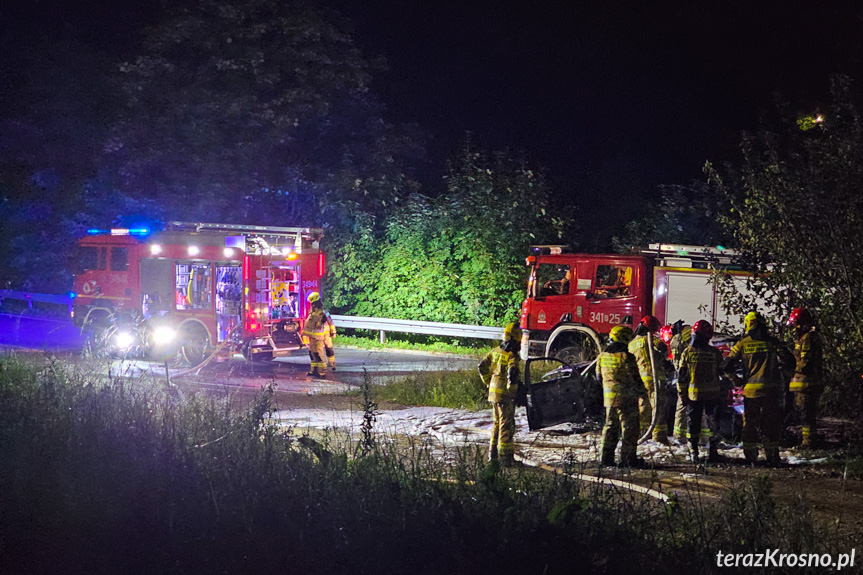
[152,326,176,346]
[114,331,135,350]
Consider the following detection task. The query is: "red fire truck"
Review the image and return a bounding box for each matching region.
[520,243,760,363]
[72,222,325,365]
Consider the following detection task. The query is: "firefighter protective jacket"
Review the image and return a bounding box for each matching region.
[596,343,644,408]
[478,342,521,403]
[628,334,668,387]
[670,326,691,371]
[677,342,723,401]
[302,309,327,339]
[725,327,794,398]
[790,330,823,391]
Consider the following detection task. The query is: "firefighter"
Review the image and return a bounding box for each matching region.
[723,311,794,466]
[478,322,522,466]
[597,326,646,467]
[323,307,337,371]
[629,315,670,444]
[787,307,824,448]
[301,291,328,377]
[670,321,692,441]
[677,320,724,463]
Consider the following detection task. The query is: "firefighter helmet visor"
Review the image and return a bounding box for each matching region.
[609,326,633,344]
[503,322,522,342]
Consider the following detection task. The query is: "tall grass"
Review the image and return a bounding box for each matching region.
[372,369,488,410]
[0,354,850,574]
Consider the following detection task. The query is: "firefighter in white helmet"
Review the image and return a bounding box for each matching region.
[478,322,523,466]
[302,291,328,377]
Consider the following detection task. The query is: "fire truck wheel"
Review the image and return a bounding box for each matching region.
[81,315,110,358]
[180,325,210,366]
[241,341,273,362]
[555,343,598,367]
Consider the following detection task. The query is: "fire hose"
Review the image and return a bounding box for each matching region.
[637,328,660,444]
[168,325,243,378]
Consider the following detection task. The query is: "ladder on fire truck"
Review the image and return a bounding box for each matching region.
[642,243,742,270]
[165,221,324,239]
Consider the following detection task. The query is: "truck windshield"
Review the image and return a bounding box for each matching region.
[72,246,106,274]
[535,264,571,297]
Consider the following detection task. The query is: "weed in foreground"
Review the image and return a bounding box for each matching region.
[0,354,851,575]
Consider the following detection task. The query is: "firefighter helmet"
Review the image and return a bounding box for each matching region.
[659,324,674,343]
[692,320,714,339]
[640,315,661,332]
[307,291,321,303]
[787,307,814,329]
[503,322,522,342]
[744,311,765,333]
[609,325,633,344]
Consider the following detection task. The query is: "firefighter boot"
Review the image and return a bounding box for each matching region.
[688,442,700,463]
[500,454,516,468]
[619,455,646,469]
[706,442,724,464]
[600,450,615,466]
[765,448,783,468]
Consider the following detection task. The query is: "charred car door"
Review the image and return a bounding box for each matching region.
[525,357,592,431]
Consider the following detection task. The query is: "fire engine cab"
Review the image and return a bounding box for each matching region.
[72,222,325,365]
[520,243,761,363]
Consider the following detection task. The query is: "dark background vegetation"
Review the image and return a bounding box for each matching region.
[2,0,863,409]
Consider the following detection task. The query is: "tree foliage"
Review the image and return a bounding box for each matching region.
[611,181,728,253]
[327,141,570,326]
[110,0,421,226]
[708,76,863,410]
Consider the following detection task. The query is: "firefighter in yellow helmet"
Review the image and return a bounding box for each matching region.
[670,321,692,440]
[629,315,670,444]
[478,322,522,466]
[723,311,794,466]
[677,320,724,463]
[787,307,824,448]
[301,291,328,377]
[597,326,646,467]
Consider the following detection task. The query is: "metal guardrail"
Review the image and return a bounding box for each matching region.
[330,315,503,342]
[0,290,503,343]
[0,290,75,313]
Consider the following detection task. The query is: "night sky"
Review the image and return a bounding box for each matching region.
[3,0,863,239]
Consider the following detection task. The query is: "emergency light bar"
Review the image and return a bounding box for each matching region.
[86,228,151,236]
[529,245,573,255]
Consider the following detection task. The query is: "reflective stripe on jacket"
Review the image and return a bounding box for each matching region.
[726,333,793,398]
[302,309,327,339]
[670,327,691,370]
[478,345,521,403]
[791,330,823,391]
[628,335,667,387]
[677,344,723,401]
[595,350,643,408]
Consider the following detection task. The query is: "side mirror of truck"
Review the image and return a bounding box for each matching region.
[585,292,594,300]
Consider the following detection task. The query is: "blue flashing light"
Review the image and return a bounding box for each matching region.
[68,291,77,299]
[128,227,150,236]
[716,245,726,251]
[86,228,103,235]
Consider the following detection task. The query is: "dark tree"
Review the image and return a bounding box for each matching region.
[709,76,863,412]
[110,0,422,227]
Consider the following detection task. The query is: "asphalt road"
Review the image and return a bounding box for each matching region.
[181,347,478,394]
[0,312,478,394]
